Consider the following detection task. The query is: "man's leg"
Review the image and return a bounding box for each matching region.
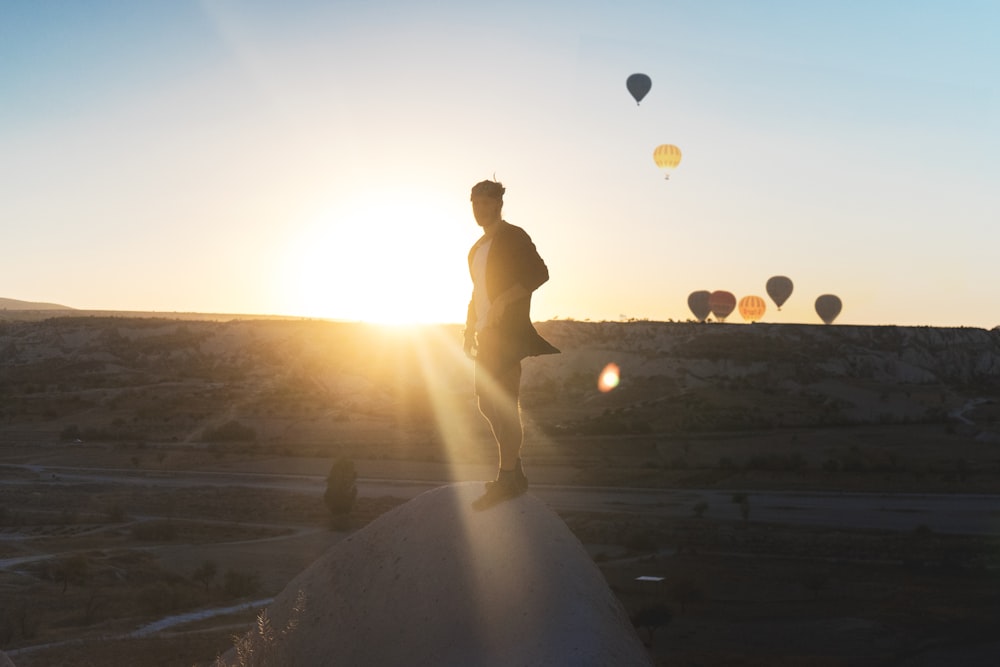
[480,362,522,471]
[473,361,527,508]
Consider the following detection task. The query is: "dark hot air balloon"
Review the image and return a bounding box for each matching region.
[708,290,736,322]
[738,295,766,323]
[626,73,652,105]
[766,276,793,310]
[815,294,842,324]
[687,290,711,322]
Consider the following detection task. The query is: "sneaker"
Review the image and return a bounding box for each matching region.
[484,466,528,495]
[472,473,526,511]
[485,459,528,493]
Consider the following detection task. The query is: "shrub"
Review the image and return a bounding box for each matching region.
[625,532,657,553]
[224,569,262,598]
[669,578,705,614]
[54,554,89,593]
[217,590,307,667]
[105,503,127,522]
[138,581,174,615]
[324,457,358,517]
[632,603,672,646]
[192,560,218,592]
[202,420,256,442]
[130,520,177,541]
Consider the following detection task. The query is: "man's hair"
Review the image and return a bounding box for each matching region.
[471,179,505,200]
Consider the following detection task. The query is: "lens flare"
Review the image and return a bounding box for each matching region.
[598,363,620,393]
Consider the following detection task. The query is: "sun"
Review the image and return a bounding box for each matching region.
[279,188,473,325]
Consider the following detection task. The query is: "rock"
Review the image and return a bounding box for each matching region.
[221,482,652,666]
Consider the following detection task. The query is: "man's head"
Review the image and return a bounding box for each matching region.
[471,179,504,228]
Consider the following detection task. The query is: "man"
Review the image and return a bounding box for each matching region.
[464,179,559,510]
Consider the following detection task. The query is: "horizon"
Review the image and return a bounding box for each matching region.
[3,294,998,331]
[2,2,998,329]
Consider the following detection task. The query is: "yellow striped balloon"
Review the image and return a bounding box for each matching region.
[652,144,682,179]
[738,295,767,323]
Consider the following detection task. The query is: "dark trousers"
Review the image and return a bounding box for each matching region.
[475,332,523,471]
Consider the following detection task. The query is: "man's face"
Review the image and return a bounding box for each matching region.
[471,195,501,227]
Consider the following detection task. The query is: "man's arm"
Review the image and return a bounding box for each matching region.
[484,283,529,329]
[464,297,477,359]
[510,227,549,294]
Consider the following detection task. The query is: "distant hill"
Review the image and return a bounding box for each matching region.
[0,296,74,310]
[1,317,998,448]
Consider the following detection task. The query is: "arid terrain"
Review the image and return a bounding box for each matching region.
[1,313,999,665]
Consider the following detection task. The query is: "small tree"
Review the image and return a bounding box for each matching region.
[692,501,708,518]
[223,569,261,598]
[669,577,705,614]
[55,554,89,593]
[801,571,830,600]
[731,492,750,524]
[632,603,672,646]
[193,560,218,593]
[324,457,358,520]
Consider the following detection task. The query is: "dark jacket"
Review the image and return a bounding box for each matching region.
[466,221,559,365]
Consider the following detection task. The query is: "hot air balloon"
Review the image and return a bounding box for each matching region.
[738,295,766,323]
[708,290,736,322]
[652,144,682,179]
[626,73,651,105]
[766,276,793,310]
[687,290,711,322]
[815,294,842,324]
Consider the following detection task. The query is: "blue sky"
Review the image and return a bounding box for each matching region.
[2,1,997,327]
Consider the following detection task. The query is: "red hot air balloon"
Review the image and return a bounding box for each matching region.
[766,276,793,310]
[708,290,736,322]
[687,290,711,322]
[738,295,766,323]
[815,294,842,324]
[626,73,652,105]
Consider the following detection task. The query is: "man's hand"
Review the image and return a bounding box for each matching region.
[485,284,528,329]
[463,336,477,360]
[485,298,507,329]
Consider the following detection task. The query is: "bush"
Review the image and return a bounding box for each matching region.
[138,582,174,615]
[54,554,89,592]
[624,531,657,553]
[105,503,127,522]
[224,569,262,598]
[192,560,218,591]
[137,581,202,615]
[202,420,256,442]
[669,578,705,614]
[217,590,307,667]
[325,457,358,517]
[632,603,672,646]
[130,520,177,541]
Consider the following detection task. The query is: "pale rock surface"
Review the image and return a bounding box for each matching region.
[223,482,652,666]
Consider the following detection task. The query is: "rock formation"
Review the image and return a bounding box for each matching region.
[221,482,652,666]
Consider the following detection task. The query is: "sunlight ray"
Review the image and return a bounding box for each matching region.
[403,323,566,635]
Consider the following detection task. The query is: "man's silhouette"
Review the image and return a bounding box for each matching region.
[463,179,559,509]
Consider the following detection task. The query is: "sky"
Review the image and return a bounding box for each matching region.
[2,1,998,328]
